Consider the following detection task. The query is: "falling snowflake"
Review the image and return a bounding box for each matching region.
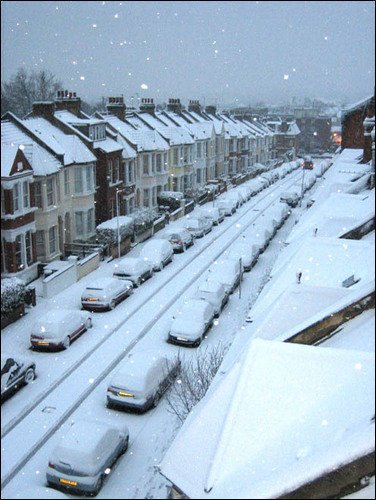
[80,76,85,80]
[283,74,289,80]
[140,83,148,90]
[92,24,97,28]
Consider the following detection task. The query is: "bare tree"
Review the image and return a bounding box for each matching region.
[165,343,229,422]
[1,68,62,117]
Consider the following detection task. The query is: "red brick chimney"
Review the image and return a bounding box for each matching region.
[188,100,201,114]
[32,101,56,118]
[167,98,182,114]
[139,97,155,116]
[205,105,217,115]
[106,96,126,121]
[54,90,81,116]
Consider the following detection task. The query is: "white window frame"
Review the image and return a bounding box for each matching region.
[46,178,54,206]
[49,226,57,254]
[13,183,20,211]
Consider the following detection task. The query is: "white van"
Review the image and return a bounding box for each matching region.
[107,351,180,412]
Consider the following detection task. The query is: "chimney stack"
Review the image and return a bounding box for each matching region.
[167,98,182,114]
[188,99,201,114]
[139,97,156,116]
[55,90,81,116]
[205,105,217,116]
[32,101,56,118]
[106,96,126,121]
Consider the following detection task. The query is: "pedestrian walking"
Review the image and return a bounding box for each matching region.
[296,271,302,284]
[313,227,318,237]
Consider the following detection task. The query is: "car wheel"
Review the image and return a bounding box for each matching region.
[24,367,35,384]
[109,299,116,310]
[136,277,142,287]
[62,336,71,350]
[85,317,93,330]
[182,243,187,252]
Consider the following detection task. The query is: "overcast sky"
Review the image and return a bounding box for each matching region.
[1,1,375,107]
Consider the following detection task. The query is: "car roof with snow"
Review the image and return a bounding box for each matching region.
[179,299,212,316]
[198,281,224,293]
[85,277,120,289]
[116,257,145,271]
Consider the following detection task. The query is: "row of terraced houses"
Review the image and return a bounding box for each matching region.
[1,92,300,284]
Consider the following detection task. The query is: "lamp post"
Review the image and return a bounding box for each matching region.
[115,187,124,259]
[299,163,306,207]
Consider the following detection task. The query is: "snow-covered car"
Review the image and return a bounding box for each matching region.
[30,309,93,351]
[258,176,270,188]
[227,242,259,271]
[207,259,242,294]
[216,198,237,216]
[237,185,252,201]
[160,227,194,252]
[280,190,300,207]
[226,190,243,208]
[113,256,153,286]
[198,206,225,225]
[246,179,263,195]
[1,354,36,400]
[252,228,272,253]
[81,277,133,311]
[107,350,181,412]
[46,418,129,496]
[197,280,228,317]
[139,239,174,271]
[303,155,314,170]
[183,216,212,238]
[168,299,215,347]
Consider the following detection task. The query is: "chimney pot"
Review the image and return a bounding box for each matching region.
[73,92,77,97]
[65,90,68,97]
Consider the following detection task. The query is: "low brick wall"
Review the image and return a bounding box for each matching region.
[170,207,184,222]
[77,252,100,280]
[340,216,375,240]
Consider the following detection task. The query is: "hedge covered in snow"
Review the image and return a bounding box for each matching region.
[1,278,26,316]
[96,216,134,245]
[130,208,158,234]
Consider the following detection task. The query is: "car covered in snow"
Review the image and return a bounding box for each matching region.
[303,155,314,170]
[168,299,215,347]
[227,242,259,271]
[216,198,237,216]
[113,256,153,286]
[107,350,181,412]
[226,190,244,208]
[197,280,228,317]
[280,190,300,207]
[30,309,93,351]
[207,259,242,294]
[46,418,129,496]
[81,277,133,311]
[1,354,36,400]
[197,206,225,225]
[183,216,212,238]
[160,227,194,252]
[139,239,174,271]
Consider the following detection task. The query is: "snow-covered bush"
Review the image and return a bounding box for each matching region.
[1,278,26,316]
[96,216,134,245]
[130,208,158,233]
[166,343,228,422]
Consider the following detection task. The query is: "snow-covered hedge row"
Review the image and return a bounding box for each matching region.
[96,216,134,245]
[1,277,26,316]
[130,208,158,234]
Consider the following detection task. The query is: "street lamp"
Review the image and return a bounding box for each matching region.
[115,187,124,259]
[299,162,306,207]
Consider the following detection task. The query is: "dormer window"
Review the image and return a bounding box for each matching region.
[89,124,106,141]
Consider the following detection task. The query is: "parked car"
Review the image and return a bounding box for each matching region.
[227,242,259,272]
[81,277,133,311]
[280,190,300,207]
[198,206,225,225]
[139,239,174,271]
[107,350,180,412]
[46,419,129,496]
[237,186,252,201]
[197,280,228,317]
[303,155,314,170]
[226,190,243,208]
[168,299,215,347]
[1,354,36,400]
[207,259,242,294]
[113,257,153,286]
[183,216,212,238]
[160,227,194,252]
[216,198,237,216]
[30,309,92,351]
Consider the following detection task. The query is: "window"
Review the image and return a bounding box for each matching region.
[15,235,22,268]
[74,168,83,193]
[36,231,45,257]
[49,226,57,254]
[23,182,29,209]
[64,169,70,195]
[164,153,168,171]
[86,165,93,191]
[13,183,20,211]
[75,212,84,237]
[143,155,149,175]
[47,178,54,206]
[34,181,42,208]
[143,188,149,207]
[114,158,120,183]
[87,208,94,234]
[197,142,202,158]
[173,148,178,166]
[17,161,23,172]
[25,231,32,265]
[108,160,113,183]
[156,154,162,172]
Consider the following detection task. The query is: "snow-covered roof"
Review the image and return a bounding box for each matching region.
[337,148,363,163]
[162,112,215,141]
[160,338,374,499]
[21,116,96,165]
[1,120,61,176]
[132,112,194,146]
[1,144,23,178]
[342,95,374,116]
